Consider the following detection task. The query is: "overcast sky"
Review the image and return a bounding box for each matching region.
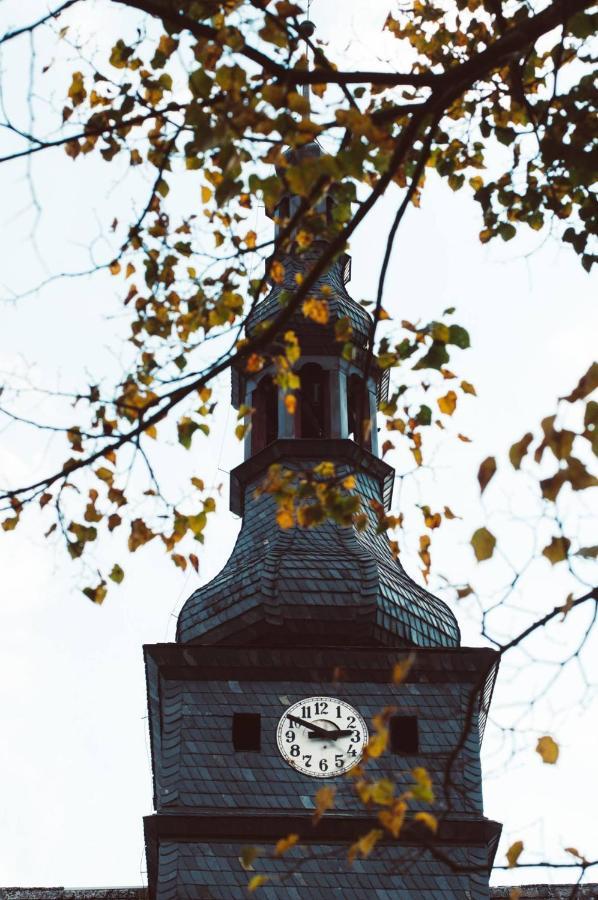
[0,0,596,891]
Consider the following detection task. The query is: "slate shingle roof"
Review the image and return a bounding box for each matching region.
[177,461,460,648]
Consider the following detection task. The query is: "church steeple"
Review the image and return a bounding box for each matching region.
[176,150,460,650]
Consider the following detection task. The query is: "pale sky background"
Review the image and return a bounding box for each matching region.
[0,0,597,891]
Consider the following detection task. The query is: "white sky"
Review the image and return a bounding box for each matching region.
[0,0,596,891]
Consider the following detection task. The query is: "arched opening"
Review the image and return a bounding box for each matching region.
[251,374,278,453]
[347,373,372,450]
[297,363,328,439]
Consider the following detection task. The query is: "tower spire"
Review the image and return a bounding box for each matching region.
[298,6,315,107]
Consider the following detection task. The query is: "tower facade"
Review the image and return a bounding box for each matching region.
[143,150,501,898]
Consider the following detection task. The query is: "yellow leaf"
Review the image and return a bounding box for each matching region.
[276,508,294,529]
[378,799,407,838]
[284,393,297,415]
[471,527,496,562]
[536,735,559,764]
[296,229,312,249]
[437,390,457,415]
[235,423,249,440]
[201,185,212,203]
[245,230,257,249]
[461,379,477,395]
[274,833,299,857]
[270,260,285,284]
[411,767,435,803]
[248,875,269,892]
[414,811,438,832]
[348,829,383,864]
[506,840,524,868]
[109,260,121,276]
[342,475,356,490]
[392,653,415,684]
[313,785,336,824]
[302,297,329,325]
[125,262,135,278]
[365,730,388,759]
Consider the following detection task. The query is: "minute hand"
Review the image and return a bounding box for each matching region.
[287,714,332,738]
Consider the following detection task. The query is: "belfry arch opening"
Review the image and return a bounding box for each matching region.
[297,363,329,439]
[251,373,278,453]
[347,373,372,450]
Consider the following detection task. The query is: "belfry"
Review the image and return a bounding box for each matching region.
[142,141,502,898]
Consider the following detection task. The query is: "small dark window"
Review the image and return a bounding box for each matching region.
[347,373,371,450]
[251,374,278,453]
[232,713,261,751]
[389,716,419,754]
[298,363,328,438]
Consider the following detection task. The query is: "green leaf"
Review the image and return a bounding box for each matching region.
[447,324,470,349]
[109,563,125,584]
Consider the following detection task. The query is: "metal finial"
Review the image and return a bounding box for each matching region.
[297,18,315,103]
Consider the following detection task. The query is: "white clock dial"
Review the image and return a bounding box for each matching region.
[276,696,368,778]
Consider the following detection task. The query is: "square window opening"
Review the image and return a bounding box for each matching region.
[390,715,419,754]
[233,713,261,751]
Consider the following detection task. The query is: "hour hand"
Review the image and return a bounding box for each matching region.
[308,729,353,740]
[287,714,331,738]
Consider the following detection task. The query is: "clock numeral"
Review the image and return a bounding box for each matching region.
[350,731,361,744]
[301,705,312,719]
[336,705,342,718]
[348,746,357,757]
[290,744,300,757]
[347,715,356,727]
[334,754,344,768]
[302,754,312,768]
[319,758,329,772]
[314,701,328,716]
[285,730,295,743]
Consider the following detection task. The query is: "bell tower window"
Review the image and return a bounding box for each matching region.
[347,374,372,450]
[298,363,329,438]
[251,374,278,453]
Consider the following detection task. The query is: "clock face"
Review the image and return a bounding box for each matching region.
[276,696,368,778]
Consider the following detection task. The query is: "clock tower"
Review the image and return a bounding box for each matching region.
[143,143,501,898]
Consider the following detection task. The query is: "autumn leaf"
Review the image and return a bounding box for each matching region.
[313,785,336,824]
[471,527,496,561]
[239,845,259,871]
[478,456,497,493]
[302,297,329,325]
[506,840,524,868]
[410,766,434,803]
[461,380,477,395]
[563,362,598,403]
[437,390,457,415]
[276,507,294,529]
[128,518,155,552]
[392,653,415,684]
[536,735,559,764]
[284,393,296,415]
[274,833,299,857]
[509,433,533,469]
[348,829,383,863]
[270,260,285,284]
[414,811,438,832]
[247,875,269,892]
[542,536,571,565]
[109,564,124,584]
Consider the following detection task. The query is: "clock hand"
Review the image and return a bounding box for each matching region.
[287,714,331,737]
[308,729,354,740]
